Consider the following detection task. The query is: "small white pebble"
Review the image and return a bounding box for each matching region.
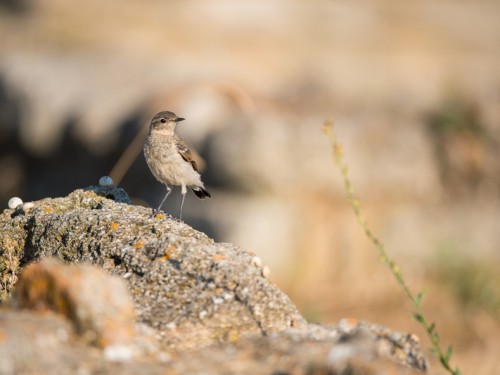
[166,321,177,330]
[199,310,208,320]
[337,318,357,332]
[212,297,224,305]
[251,256,262,268]
[22,202,35,211]
[123,272,132,279]
[262,266,271,278]
[99,176,114,187]
[104,345,134,362]
[8,197,23,209]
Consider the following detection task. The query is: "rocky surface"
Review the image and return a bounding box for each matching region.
[13,258,135,347]
[0,189,428,374]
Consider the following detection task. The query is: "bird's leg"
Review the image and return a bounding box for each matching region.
[179,194,186,221]
[152,185,172,217]
[179,184,187,220]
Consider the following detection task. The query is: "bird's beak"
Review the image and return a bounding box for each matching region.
[175,117,185,122]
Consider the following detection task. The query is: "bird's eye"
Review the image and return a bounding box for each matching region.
[160,118,166,123]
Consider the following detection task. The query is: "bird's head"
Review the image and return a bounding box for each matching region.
[149,111,185,134]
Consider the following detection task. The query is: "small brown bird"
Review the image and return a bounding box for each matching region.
[144,111,210,219]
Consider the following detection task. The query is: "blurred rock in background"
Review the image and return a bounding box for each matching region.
[1,1,499,373]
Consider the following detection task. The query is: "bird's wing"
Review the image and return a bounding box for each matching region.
[176,139,199,172]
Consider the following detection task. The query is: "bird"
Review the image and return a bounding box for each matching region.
[143,111,211,219]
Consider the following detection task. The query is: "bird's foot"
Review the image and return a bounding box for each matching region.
[150,208,164,218]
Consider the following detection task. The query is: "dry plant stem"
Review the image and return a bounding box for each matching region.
[109,122,150,185]
[323,120,461,375]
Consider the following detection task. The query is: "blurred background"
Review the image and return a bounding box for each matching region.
[1,1,499,373]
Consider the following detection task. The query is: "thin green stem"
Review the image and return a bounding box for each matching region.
[323,121,461,375]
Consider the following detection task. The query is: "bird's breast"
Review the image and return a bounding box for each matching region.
[144,135,202,187]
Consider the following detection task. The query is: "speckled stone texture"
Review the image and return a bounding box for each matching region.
[0,189,306,350]
[0,189,428,374]
[13,258,135,347]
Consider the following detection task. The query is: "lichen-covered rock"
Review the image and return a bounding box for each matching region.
[0,309,166,375]
[0,189,306,350]
[0,190,429,374]
[166,323,428,374]
[13,258,135,347]
[0,308,428,375]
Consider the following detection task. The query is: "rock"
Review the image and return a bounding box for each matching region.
[0,309,167,375]
[167,323,427,374]
[0,189,428,373]
[12,258,135,347]
[0,189,306,350]
[0,308,427,375]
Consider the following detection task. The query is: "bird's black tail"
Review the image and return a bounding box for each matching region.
[191,186,211,199]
